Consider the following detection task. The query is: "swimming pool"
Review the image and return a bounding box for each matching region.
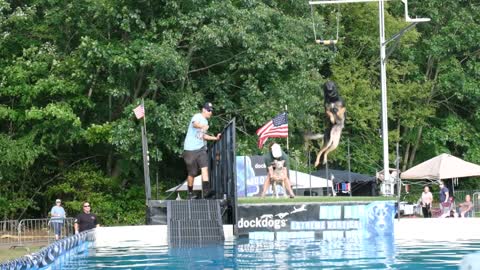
[51,238,479,269]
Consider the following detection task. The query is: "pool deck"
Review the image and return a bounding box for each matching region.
[394,218,480,241]
[94,218,480,247]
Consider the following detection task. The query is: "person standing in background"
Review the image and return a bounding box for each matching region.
[458,195,473,218]
[420,186,433,218]
[74,201,99,234]
[50,199,66,240]
[438,181,450,218]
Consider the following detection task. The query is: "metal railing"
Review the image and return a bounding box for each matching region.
[0,220,19,246]
[474,192,480,217]
[208,118,237,226]
[0,217,76,247]
[454,189,480,217]
[1,228,96,269]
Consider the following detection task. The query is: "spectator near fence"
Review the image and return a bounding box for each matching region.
[74,201,99,234]
[420,186,433,218]
[50,199,66,240]
[458,195,473,218]
[438,181,450,217]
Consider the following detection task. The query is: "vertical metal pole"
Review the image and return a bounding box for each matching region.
[295,157,298,197]
[285,105,289,152]
[347,138,352,196]
[308,153,312,197]
[326,162,330,196]
[141,125,151,203]
[156,172,159,200]
[244,156,247,197]
[141,99,151,203]
[309,170,312,197]
[396,142,400,196]
[379,0,391,195]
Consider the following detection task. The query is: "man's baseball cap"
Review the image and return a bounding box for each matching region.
[203,102,213,112]
[56,199,61,203]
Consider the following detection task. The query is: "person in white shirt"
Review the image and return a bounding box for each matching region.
[420,186,433,218]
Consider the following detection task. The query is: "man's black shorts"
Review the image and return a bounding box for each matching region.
[183,148,208,176]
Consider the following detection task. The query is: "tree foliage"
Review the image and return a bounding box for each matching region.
[0,0,479,221]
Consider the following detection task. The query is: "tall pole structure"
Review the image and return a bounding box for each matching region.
[140,99,151,203]
[378,0,393,195]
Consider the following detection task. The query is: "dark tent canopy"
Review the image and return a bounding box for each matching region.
[313,169,375,183]
[313,169,377,196]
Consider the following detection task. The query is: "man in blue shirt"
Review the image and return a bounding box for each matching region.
[183,102,221,199]
[439,181,450,217]
[50,199,66,240]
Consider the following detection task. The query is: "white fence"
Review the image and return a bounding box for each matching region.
[0,218,76,247]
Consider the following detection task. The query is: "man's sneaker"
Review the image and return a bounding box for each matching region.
[188,192,195,200]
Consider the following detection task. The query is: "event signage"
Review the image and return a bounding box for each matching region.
[237,201,395,240]
[236,155,269,197]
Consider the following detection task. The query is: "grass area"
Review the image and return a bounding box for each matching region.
[0,245,43,263]
[238,196,396,204]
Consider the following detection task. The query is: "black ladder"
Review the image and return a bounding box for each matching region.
[167,200,225,247]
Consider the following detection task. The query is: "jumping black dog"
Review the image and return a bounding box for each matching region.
[323,80,346,125]
[304,81,346,167]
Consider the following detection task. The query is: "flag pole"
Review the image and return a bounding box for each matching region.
[140,98,151,204]
[142,98,148,137]
[285,105,289,153]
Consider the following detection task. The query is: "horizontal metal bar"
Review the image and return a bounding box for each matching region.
[309,0,384,5]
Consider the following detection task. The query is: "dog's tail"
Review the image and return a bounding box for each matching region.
[303,132,324,152]
[303,132,324,141]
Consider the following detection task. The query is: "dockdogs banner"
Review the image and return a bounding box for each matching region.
[237,201,395,240]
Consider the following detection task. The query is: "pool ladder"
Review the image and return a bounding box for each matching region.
[167,200,225,247]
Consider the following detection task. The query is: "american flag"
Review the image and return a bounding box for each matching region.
[133,104,145,119]
[256,112,288,148]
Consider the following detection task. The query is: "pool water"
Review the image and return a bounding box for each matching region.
[54,238,479,269]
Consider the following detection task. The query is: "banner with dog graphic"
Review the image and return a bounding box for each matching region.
[237,201,395,241]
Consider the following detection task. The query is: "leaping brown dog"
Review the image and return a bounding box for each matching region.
[304,81,346,167]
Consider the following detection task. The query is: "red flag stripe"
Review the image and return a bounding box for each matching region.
[256,121,273,135]
[256,112,288,148]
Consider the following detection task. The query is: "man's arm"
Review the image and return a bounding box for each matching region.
[444,191,449,203]
[267,166,274,177]
[74,222,79,234]
[192,121,208,130]
[282,167,288,179]
[203,133,221,141]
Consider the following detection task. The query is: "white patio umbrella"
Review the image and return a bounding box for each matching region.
[401,153,480,180]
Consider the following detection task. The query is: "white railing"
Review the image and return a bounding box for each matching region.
[0,220,19,246]
[0,217,76,247]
